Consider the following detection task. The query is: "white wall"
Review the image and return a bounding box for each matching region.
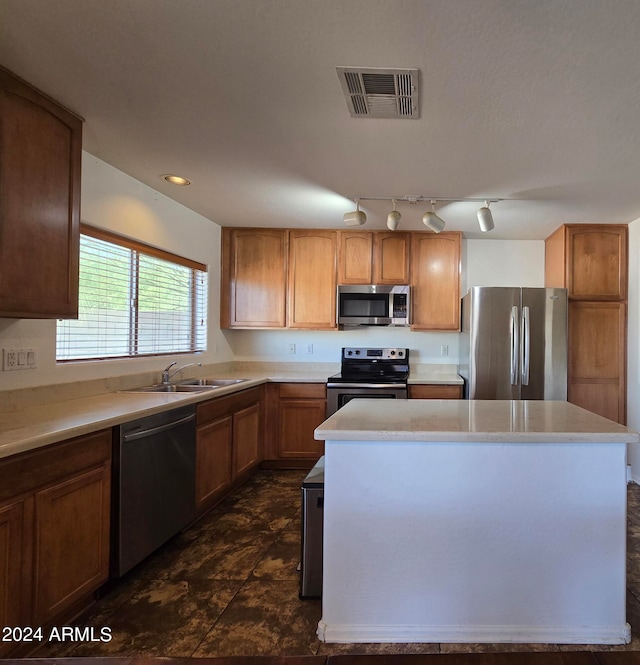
[462,239,545,292]
[627,217,640,480]
[0,153,229,390]
[226,239,545,363]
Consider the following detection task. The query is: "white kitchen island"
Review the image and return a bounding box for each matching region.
[314,399,640,645]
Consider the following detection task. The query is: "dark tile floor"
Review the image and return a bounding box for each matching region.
[30,471,640,658]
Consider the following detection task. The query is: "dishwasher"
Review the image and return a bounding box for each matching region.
[112,405,196,577]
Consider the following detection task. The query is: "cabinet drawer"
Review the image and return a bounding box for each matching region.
[279,383,326,399]
[408,384,463,399]
[0,430,111,502]
[197,386,263,426]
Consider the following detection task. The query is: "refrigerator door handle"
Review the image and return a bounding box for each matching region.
[521,305,530,385]
[510,305,519,385]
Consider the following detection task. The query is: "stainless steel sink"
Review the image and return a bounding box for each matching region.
[128,378,249,392]
[180,378,249,387]
[129,384,214,393]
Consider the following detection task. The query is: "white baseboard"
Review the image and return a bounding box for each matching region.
[317,620,631,645]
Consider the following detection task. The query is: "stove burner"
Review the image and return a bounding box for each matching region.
[328,347,410,386]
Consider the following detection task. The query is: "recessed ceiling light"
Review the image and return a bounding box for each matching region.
[162,174,191,186]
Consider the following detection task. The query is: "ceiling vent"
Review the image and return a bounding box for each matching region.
[336,67,419,119]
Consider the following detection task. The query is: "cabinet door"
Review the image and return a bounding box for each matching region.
[288,230,337,329]
[568,301,626,424]
[410,232,461,331]
[278,401,326,459]
[0,499,32,654]
[221,228,287,328]
[375,232,410,284]
[567,226,627,300]
[0,67,82,318]
[196,416,232,510]
[33,464,111,623]
[337,231,374,284]
[232,403,261,479]
[277,383,326,459]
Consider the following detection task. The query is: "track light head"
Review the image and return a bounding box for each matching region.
[343,199,367,227]
[422,201,446,233]
[477,201,494,232]
[387,200,401,230]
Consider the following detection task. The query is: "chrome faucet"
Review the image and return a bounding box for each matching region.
[161,361,202,384]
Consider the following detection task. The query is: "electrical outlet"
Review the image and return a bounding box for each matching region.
[306,343,313,354]
[288,343,296,355]
[3,349,18,370]
[3,348,36,371]
[440,345,449,357]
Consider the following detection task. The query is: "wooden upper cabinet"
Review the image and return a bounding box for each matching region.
[337,231,374,284]
[221,228,287,328]
[374,232,410,284]
[0,66,82,319]
[410,232,461,331]
[288,230,337,329]
[337,231,410,285]
[545,224,628,300]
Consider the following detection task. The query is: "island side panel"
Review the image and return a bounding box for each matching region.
[319,439,628,644]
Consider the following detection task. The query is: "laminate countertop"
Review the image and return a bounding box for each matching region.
[0,365,463,460]
[315,398,640,444]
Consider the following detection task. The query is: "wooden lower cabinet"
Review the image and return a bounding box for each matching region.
[264,383,326,465]
[196,386,264,511]
[233,403,260,478]
[568,301,626,424]
[196,416,232,510]
[33,466,111,623]
[0,499,32,655]
[408,384,463,399]
[0,430,111,656]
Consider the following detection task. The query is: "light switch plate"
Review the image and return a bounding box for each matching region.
[3,347,36,371]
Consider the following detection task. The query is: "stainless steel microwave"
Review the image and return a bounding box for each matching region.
[337,285,410,326]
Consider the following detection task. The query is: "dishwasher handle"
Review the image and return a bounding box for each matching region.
[122,413,195,442]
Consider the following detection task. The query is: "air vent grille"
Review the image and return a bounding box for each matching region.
[336,67,419,119]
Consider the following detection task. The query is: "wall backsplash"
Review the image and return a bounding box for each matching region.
[224,328,461,363]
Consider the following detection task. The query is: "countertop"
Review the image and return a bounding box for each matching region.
[0,365,463,460]
[315,399,640,443]
[0,371,311,460]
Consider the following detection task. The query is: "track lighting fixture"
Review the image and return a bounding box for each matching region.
[422,200,446,233]
[477,201,494,232]
[342,196,503,231]
[343,199,367,227]
[387,199,401,230]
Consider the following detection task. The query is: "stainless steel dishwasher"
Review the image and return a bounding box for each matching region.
[113,405,196,577]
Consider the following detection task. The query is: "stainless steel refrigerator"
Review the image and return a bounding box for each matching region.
[459,287,568,400]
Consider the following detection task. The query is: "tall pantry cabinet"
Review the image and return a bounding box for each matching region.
[545,224,628,424]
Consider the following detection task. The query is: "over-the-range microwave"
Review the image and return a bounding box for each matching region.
[337,285,410,326]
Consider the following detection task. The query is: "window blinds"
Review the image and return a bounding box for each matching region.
[57,231,207,361]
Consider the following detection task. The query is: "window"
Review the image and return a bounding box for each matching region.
[57,226,207,361]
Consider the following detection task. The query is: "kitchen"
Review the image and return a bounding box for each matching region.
[2,0,640,660]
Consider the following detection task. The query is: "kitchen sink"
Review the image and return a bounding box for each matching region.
[128,378,250,393]
[128,384,214,393]
[179,378,249,387]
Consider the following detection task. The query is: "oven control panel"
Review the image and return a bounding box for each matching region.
[342,347,408,361]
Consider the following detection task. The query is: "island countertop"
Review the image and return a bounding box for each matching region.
[315,399,640,443]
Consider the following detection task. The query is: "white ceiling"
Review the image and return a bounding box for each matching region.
[2,0,640,239]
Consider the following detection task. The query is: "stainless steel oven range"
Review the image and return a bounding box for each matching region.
[326,347,410,417]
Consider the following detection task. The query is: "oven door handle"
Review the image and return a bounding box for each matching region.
[326,382,406,389]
